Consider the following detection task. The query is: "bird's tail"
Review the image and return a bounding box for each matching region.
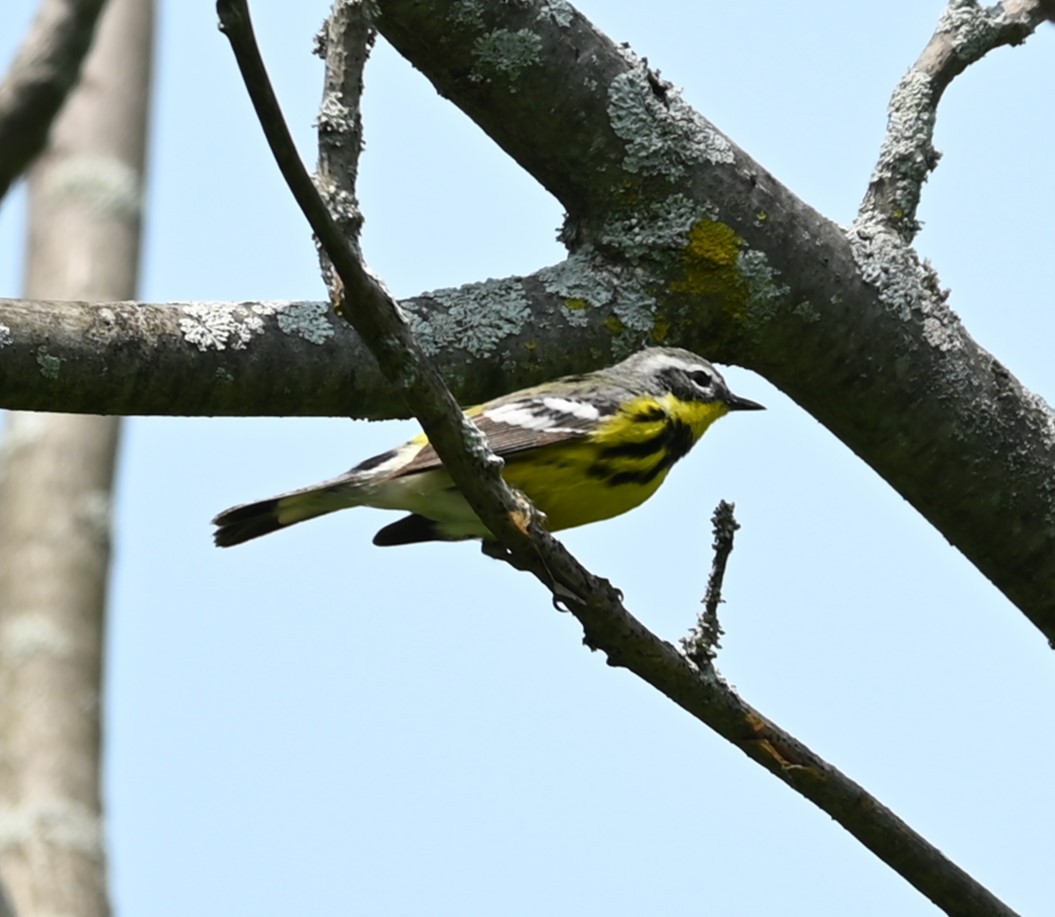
[212,481,358,547]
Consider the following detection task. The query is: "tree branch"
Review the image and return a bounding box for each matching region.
[0,264,652,417]
[367,0,1055,645]
[214,1,1020,912]
[0,0,152,912]
[681,500,739,666]
[859,0,1049,240]
[3,0,1054,651]
[2,0,1053,646]
[0,0,109,202]
[313,0,371,293]
[216,0,548,582]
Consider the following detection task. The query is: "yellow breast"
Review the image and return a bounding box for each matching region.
[503,393,728,531]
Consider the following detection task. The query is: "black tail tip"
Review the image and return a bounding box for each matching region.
[212,499,283,547]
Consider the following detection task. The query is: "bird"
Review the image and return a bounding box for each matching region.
[212,347,763,548]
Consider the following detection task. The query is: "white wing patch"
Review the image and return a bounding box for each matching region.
[540,397,600,420]
[483,397,599,434]
[484,402,557,431]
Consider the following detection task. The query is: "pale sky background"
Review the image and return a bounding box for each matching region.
[2,2,1054,915]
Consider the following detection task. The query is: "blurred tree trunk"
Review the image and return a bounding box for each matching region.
[0,0,153,914]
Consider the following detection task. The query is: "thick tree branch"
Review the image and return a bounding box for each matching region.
[367,0,1055,645]
[2,1,1052,646]
[859,0,1049,239]
[2,0,1054,651]
[0,0,152,912]
[0,275,648,416]
[215,2,1019,913]
[0,0,109,202]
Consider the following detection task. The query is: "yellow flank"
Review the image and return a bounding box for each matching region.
[367,395,730,533]
[501,393,729,531]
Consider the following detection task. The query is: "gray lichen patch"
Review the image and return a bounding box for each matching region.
[847,219,929,323]
[180,303,259,351]
[537,0,573,27]
[608,68,734,180]
[538,251,660,353]
[179,301,334,351]
[449,0,486,29]
[538,252,618,311]
[36,347,62,379]
[404,278,533,358]
[848,217,967,354]
[472,29,543,83]
[274,302,335,345]
[600,193,716,262]
[0,323,11,347]
[316,94,354,137]
[611,281,660,355]
[937,2,1001,59]
[869,70,935,196]
[737,249,791,329]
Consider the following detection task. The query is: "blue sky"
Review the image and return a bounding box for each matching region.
[2,2,1054,914]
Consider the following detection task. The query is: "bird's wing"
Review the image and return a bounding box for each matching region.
[390,393,613,479]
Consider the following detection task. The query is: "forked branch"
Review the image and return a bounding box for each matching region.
[214,1,1020,912]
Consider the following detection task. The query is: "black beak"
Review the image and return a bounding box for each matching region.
[725,392,765,411]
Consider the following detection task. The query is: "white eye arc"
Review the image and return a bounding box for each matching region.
[688,369,714,389]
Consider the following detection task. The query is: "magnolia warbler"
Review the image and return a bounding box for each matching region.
[212,347,763,548]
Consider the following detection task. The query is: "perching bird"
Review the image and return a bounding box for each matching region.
[212,347,763,548]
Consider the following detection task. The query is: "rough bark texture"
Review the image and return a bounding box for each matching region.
[3,1,1048,646]
[0,0,108,202]
[367,0,1055,647]
[0,0,153,914]
[211,4,1029,912]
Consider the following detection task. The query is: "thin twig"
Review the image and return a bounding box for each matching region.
[682,500,739,666]
[314,0,372,297]
[215,0,555,587]
[215,3,1020,912]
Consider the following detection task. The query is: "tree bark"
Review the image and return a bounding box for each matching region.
[0,0,153,914]
[0,0,108,203]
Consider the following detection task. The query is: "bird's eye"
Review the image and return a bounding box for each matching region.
[689,369,713,388]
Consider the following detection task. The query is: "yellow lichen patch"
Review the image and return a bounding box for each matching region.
[564,298,589,311]
[686,219,741,265]
[652,315,671,342]
[672,218,748,306]
[605,314,626,334]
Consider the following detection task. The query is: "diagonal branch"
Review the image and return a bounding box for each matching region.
[859,0,1050,240]
[0,0,109,202]
[216,1,1019,913]
[1,0,1053,648]
[216,0,548,578]
[367,1,1055,648]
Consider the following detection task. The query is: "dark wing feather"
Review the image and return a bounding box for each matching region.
[391,396,605,479]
